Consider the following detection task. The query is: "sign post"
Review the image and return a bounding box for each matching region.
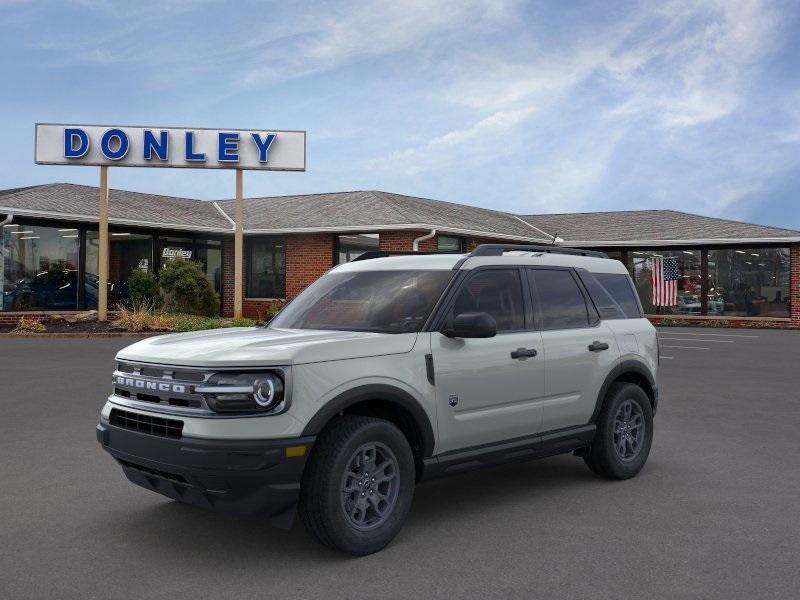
[34,123,306,321]
[98,166,109,320]
[234,169,244,319]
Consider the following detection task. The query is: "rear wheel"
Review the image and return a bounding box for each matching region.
[584,382,653,479]
[299,416,415,555]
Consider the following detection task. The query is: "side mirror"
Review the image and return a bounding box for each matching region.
[442,312,497,338]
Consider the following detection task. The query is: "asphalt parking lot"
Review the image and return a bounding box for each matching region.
[1,327,799,600]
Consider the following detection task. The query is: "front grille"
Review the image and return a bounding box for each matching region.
[113,361,211,413]
[109,408,183,439]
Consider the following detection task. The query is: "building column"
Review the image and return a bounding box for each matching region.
[233,169,244,319]
[97,166,109,321]
[791,244,800,326]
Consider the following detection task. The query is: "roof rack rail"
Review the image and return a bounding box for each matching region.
[469,244,608,259]
[351,250,438,262]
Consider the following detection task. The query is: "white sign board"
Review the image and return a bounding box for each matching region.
[34,123,306,171]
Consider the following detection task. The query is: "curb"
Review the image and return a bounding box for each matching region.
[0,332,164,339]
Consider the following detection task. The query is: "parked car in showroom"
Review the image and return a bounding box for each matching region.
[97,244,658,555]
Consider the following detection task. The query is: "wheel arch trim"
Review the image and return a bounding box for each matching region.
[590,360,657,422]
[301,384,436,457]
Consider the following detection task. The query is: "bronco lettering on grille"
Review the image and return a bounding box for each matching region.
[114,376,186,394]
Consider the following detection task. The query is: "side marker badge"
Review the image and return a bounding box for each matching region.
[448,394,458,407]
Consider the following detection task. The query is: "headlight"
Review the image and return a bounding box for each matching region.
[197,372,285,414]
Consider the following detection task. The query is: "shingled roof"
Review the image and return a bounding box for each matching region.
[518,210,800,245]
[215,190,549,241]
[1,183,798,244]
[0,183,231,232]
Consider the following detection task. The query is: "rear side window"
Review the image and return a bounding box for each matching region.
[529,269,591,329]
[594,273,642,318]
[577,271,626,320]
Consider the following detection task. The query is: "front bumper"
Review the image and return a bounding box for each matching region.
[97,423,315,528]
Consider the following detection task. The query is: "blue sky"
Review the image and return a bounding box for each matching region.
[1,0,799,228]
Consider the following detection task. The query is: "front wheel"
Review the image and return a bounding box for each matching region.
[299,416,415,555]
[584,382,653,479]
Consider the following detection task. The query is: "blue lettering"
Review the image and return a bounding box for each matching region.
[185,131,205,161]
[64,128,89,158]
[251,133,276,162]
[218,132,239,162]
[100,128,129,160]
[143,130,168,160]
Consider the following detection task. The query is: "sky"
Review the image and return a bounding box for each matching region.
[1,0,799,228]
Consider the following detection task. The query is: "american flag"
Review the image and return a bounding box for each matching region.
[651,256,679,306]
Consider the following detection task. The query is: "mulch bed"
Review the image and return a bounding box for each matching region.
[0,317,169,335]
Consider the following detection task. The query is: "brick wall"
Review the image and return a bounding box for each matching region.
[378,231,504,252]
[378,230,437,251]
[236,233,335,321]
[791,243,800,325]
[221,237,235,317]
[286,234,335,297]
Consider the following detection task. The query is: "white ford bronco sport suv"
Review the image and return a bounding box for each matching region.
[97,244,658,555]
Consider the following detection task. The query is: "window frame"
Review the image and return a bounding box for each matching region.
[245,235,286,299]
[437,235,466,254]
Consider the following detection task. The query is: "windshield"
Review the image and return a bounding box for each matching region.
[269,270,454,333]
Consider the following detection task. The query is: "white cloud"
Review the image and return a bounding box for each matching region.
[374,106,535,175]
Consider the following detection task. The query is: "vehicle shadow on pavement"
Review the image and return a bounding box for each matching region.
[100,453,606,562]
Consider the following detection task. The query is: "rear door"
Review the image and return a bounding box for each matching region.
[529,268,618,432]
[431,267,546,454]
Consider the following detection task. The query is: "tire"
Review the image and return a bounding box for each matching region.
[298,416,415,556]
[584,382,653,480]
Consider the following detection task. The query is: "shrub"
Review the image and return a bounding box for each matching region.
[114,303,175,332]
[158,259,220,317]
[11,316,46,334]
[127,269,162,308]
[231,317,258,327]
[169,314,259,332]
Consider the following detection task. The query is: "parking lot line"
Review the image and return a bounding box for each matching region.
[657,337,733,343]
[657,332,760,338]
[661,345,710,350]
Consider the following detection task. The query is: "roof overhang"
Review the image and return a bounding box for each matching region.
[243,222,550,242]
[3,206,796,245]
[563,238,800,246]
[0,206,231,234]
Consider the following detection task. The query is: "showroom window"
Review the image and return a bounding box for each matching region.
[196,239,223,295]
[85,230,154,309]
[438,235,465,253]
[1,223,80,310]
[246,236,285,298]
[631,249,702,315]
[336,234,379,264]
[707,248,790,318]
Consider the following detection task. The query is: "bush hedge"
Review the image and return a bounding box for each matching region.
[158,259,220,316]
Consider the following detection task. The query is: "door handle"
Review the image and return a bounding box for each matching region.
[588,341,610,352]
[510,348,538,359]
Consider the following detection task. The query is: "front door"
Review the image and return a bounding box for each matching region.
[432,268,546,454]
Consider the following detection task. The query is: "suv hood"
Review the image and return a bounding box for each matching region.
[116,327,418,368]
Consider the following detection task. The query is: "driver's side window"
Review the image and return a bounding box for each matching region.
[450,269,525,332]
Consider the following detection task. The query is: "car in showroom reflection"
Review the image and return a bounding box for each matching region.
[3,268,78,310]
[676,294,724,315]
[84,272,128,309]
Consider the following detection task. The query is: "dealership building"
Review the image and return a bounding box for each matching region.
[1,182,799,328]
